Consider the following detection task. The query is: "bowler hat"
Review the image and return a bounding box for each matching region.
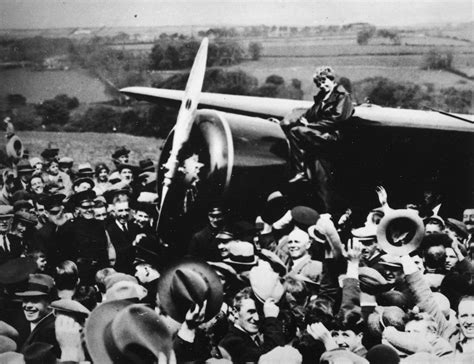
[376,209,424,256]
[291,206,320,230]
[112,146,130,160]
[85,300,173,364]
[157,258,223,323]
[15,274,55,297]
[0,257,38,285]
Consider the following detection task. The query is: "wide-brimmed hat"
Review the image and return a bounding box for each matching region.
[112,146,130,160]
[223,241,258,266]
[0,257,38,285]
[376,209,424,256]
[249,264,285,303]
[258,248,287,276]
[15,274,55,297]
[104,273,148,302]
[85,300,173,364]
[157,258,223,324]
[358,267,393,295]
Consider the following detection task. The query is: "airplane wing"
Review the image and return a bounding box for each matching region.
[120,86,474,133]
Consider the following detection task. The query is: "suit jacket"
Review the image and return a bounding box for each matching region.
[106,220,140,274]
[219,318,285,364]
[288,254,323,285]
[0,233,24,264]
[21,312,60,357]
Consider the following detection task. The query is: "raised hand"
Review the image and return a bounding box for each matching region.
[375,185,388,208]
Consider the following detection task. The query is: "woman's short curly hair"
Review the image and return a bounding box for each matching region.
[313,66,335,82]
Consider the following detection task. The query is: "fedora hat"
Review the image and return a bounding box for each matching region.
[72,176,95,190]
[85,300,173,364]
[16,160,34,174]
[376,209,424,256]
[258,248,287,276]
[249,264,285,303]
[0,257,38,285]
[51,299,90,318]
[58,157,74,168]
[0,205,13,218]
[139,158,156,173]
[157,257,223,323]
[15,274,55,297]
[261,195,289,225]
[223,241,258,266]
[358,267,393,295]
[13,211,38,227]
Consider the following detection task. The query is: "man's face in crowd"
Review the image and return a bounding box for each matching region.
[94,206,108,221]
[118,154,129,164]
[48,162,59,176]
[208,210,224,229]
[78,201,95,220]
[462,208,474,231]
[0,216,12,233]
[235,298,259,335]
[358,238,378,261]
[30,177,44,194]
[22,297,51,323]
[331,330,362,351]
[34,163,43,174]
[218,239,232,259]
[288,228,311,260]
[380,264,404,285]
[35,254,47,272]
[35,203,48,225]
[115,202,130,225]
[425,222,443,235]
[445,247,458,271]
[120,168,133,183]
[3,173,15,193]
[47,205,64,225]
[134,211,151,228]
[458,298,474,339]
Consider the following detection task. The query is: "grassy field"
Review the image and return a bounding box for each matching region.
[15,131,163,167]
[0,69,111,104]
[229,53,474,101]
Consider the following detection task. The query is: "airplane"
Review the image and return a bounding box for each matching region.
[120,38,474,252]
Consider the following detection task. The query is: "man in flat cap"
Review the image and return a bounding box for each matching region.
[112,146,130,168]
[281,66,354,212]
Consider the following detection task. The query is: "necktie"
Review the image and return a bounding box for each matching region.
[253,335,262,347]
[0,235,9,252]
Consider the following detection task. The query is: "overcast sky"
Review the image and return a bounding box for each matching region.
[1,0,472,29]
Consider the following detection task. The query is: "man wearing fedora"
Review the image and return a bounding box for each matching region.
[15,273,60,356]
[219,287,285,363]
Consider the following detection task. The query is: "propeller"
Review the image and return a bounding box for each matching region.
[159,37,209,211]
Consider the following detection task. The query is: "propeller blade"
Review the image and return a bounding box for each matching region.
[160,37,209,210]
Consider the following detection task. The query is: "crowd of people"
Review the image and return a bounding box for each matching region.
[0,140,472,364]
